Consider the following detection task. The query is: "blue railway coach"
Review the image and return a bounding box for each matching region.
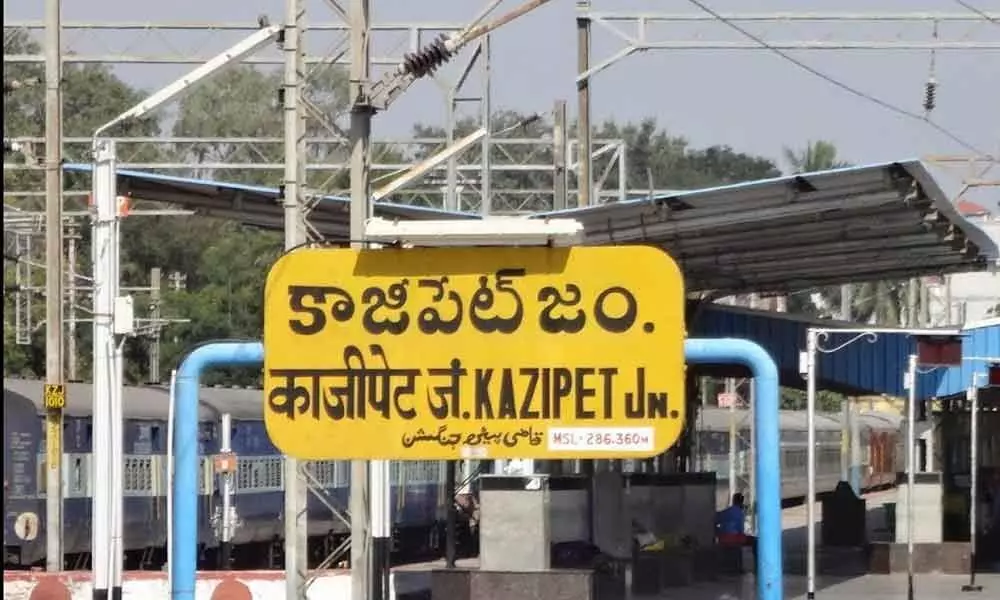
[3,378,452,569]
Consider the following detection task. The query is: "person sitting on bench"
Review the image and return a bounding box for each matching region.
[716,493,757,568]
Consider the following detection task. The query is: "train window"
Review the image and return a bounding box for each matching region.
[150,426,161,447]
[708,432,728,454]
[234,456,285,492]
[123,456,153,494]
[784,431,804,444]
[336,460,350,487]
[198,459,208,495]
[237,460,252,491]
[269,457,282,488]
[72,457,83,494]
[86,423,93,445]
[37,459,46,495]
[309,460,336,487]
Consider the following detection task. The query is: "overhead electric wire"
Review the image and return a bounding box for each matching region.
[953,0,1000,26]
[685,0,995,159]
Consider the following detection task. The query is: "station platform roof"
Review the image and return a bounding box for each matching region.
[535,160,998,294]
[61,164,477,232]
[63,159,997,297]
[60,159,998,397]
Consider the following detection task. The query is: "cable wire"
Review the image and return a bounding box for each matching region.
[685,0,995,159]
[953,0,1000,26]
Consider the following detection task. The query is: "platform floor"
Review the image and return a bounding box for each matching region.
[637,574,998,599]
[779,488,899,547]
[396,488,902,576]
[777,488,900,574]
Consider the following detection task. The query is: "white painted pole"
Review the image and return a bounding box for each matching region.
[841,399,850,482]
[727,378,737,500]
[370,460,392,600]
[110,184,124,598]
[111,342,124,596]
[968,383,979,565]
[850,398,861,494]
[806,329,818,600]
[906,353,917,600]
[90,139,116,600]
[962,379,983,592]
[167,369,176,592]
[220,413,234,567]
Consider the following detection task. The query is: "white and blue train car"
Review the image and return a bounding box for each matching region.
[3,378,454,569]
[691,406,904,508]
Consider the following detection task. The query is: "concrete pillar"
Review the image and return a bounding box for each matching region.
[479,475,552,571]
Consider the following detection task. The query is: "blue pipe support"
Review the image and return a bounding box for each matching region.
[169,338,780,597]
[685,338,783,600]
[172,341,264,600]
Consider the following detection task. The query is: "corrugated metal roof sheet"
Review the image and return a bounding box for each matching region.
[535,160,998,294]
[61,165,479,233]
[63,161,997,298]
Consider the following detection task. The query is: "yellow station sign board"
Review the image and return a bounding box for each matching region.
[263,245,686,460]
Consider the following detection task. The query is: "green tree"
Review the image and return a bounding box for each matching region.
[172,66,292,187]
[781,140,849,175]
[596,118,780,191]
[4,27,161,379]
[780,387,844,412]
[139,221,281,385]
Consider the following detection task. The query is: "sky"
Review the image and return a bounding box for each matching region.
[4,0,999,205]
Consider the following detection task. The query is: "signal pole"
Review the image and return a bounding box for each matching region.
[282,0,309,597]
[67,227,79,382]
[44,0,65,573]
[349,1,375,597]
[576,2,591,208]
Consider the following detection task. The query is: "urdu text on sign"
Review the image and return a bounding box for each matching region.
[262,246,686,460]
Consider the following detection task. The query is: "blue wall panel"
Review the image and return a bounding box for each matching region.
[691,305,972,397]
[931,320,1000,398]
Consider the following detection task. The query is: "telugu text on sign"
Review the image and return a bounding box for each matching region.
[262,246,686,460]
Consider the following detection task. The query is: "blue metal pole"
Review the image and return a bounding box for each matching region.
[685,338,783,600]
[172,341,264,600]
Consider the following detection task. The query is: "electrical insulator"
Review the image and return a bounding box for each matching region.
[401,34,454,78]
[923,78,937,113]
